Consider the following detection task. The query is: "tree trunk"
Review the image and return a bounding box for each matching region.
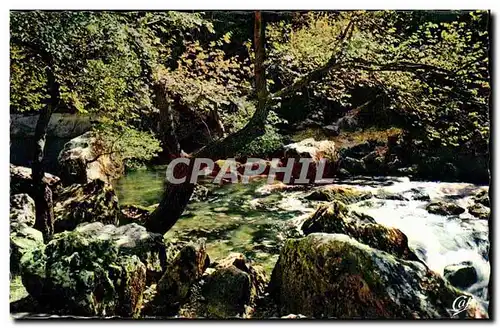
[154,83,182,157]
[32,67,59,241]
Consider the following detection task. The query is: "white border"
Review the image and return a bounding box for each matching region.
[1,1,498,327]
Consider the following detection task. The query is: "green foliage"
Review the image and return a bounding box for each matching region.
[10,10,490,168]
[10,11,217,164]
[266,10,489,155]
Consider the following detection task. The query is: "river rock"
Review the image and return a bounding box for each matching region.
[304,186,372,204]
[10,164,61,196]
[74,222,167,278]
[52,179,120,232]
[473,189,489,207]
[269,233,488,319]
[58,131,124,185]
[10,194,35,227]
[444,262,478,289]
[407,188,431,201]
[468,203,490,220]
[282,138,336,161]
[19,229,147,317]
[202,253,267,318]
[301,201,417,261]
[10,223,44,274]
[374,189,409,201]
[426,201,465,216]
[152,240,209,313]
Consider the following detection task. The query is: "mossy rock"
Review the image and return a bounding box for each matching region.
[149,240,209,315]
[269,233,488,319]
[19,229,146,317]
[10,223,44,275]
[74,222,167,280]
[304,186,372,204]
[53,179,120,232]
[204,253,267,318]
[301,201,418,261]
[204,266,252,318]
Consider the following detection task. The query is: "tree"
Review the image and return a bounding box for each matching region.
[10,11,161,239]
[145,11,355,233]
[146,10,489,234]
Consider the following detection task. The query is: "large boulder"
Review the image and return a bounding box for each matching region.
[53,179,120,232]
[10,164,61,196]
[57,132,124,184]
[426,201,465,216]
[202,253,267,318]
[305,186,372,204]
[282,138,336,161]
[301,201,418,261]
[10,113,92,138]
[10,193,42,274]
[269,233,487,319]
[10,194,35,227]
[19,228,147,317]
[74,222,167,278]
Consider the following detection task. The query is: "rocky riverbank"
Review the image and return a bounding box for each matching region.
[9,131,491,319]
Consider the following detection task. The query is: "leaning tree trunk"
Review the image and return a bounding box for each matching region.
[32,67,59,241]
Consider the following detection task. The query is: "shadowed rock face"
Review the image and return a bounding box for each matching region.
[269,233,488,319]
[10,164,61,196]
[10,194,36,227]
[155,241,210,310]
[202,253,267,318]
[19,229,147,317]
[53,180,120,232]
[301,201,418,261]
[444,262,478,289]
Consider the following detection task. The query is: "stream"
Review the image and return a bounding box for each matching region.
[114,166,490,305]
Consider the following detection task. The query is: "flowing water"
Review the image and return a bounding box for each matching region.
[114,167,490,303]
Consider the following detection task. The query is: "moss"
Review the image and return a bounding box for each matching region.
[301,201,417,261]
[19,229,147,317]
[305,186,372,204]
[270,234,487,319]
[9,275,29,303]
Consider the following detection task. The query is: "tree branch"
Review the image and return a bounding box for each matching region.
[271,18,355,102]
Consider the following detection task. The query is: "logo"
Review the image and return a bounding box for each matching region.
[451,295,472,316]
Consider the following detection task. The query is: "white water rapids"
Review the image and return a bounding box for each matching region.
[343,177,490,304]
